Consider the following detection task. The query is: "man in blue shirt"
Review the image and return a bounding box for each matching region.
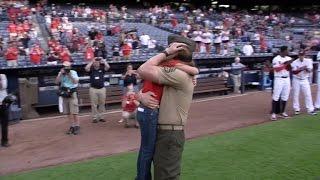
[55,61,80,135]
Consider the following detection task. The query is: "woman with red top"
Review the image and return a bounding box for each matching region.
[7,22,17,39]
[22,21,30,32]
[5,43,19,67]
[59,47,71,62]
[29,45,44,65]
[16,23,24,36]
[122,43,132,60]
[135,47,198,180]
[85,44,95,61]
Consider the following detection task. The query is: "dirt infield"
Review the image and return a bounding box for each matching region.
[0,88,317,175]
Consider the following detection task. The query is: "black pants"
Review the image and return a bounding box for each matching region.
[1,108,8,144]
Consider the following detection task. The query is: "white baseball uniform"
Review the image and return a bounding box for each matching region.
[272,55,292,101]
[314,52,320,108]
[291,58,314,112]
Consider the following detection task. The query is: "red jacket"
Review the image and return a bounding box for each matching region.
[85,47,94,61]
[123,93,138,112]
[5,47,19,61]
[30,47,43,64]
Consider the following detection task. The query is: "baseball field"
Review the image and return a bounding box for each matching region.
[1,90,320,179]
[2,115,320,180]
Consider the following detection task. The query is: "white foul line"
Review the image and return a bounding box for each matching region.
[21,92,262,123]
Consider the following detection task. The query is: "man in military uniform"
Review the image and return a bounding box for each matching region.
[138,35,196,180]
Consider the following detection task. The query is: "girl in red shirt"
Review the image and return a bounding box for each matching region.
[122,84,140,128]
[29,45,44,64]
[59,47,71,62]
[122,43,132,60]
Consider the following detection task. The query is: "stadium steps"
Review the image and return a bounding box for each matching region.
[32,14,49,50]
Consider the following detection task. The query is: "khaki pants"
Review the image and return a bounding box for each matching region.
[89,87,106,120]
[231,74,241,93]
[63,92,79,115]
[154,130,185,180]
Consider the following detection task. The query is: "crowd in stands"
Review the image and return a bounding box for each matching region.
[0,1,44,67]
[0,2,319,68]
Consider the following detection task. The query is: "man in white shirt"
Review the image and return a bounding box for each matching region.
[242,42,254,56]
[0,74,8,104]
[291,51,316,115]
[148,39,156,49]
[314,51,320,110]
[139,33,150,49]
[270,46,293,120]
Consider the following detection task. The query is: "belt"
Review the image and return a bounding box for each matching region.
[157,125,184,131]
[275,76,289,79]
[90,86,105,89]
[293,77,308,80]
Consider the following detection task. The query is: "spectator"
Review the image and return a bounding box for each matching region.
[112,45,121,61]
[0,74,7,104]
[122,64,138,92]
[132,34,140,55]
[192,27,202,52]
[242,42,254,56]
[88,27,98,41]
[5,42,19,67]
[94,41,107,59]
[55,61,80,135]
[59,46,71,62]
[201,28,213,54]
[7,21,17,40]
[122,43,132,60]
[231,57,246,93]
[214,30,222,54]
[85,57,110,123]
[139,33,150,49]
[47,51,59,65]
[148,39,157,50]
[85,44,95,61]
[121,84,139,128]
[19,33,30,54]
[253,32,260,45]
[29,44,44,65]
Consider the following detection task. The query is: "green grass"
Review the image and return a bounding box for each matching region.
[3,115,320,180]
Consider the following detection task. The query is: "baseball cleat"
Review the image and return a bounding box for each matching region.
[270,113,277,121]
[66,126,74,135]
[308,111,317,116]
[314,108,320,112]
[99,119,106,122]
[280,112,290,119]
[294,111,300,115]
[73,126,80,135]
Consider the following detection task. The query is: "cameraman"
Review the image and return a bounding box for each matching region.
[55,61,80,135]
[1,94,17,147]
[85,57,110,123]
[1,74,9,147]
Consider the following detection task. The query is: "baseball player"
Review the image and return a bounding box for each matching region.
[291,50,317,115]
[314,51,320,110]
[270,46,293,121]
